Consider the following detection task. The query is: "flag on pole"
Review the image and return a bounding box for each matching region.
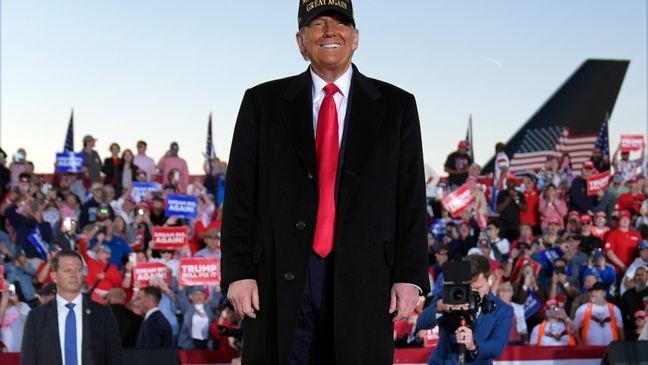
[63,109,74,152]
[594,113,610,161]
[206,113,215,174]
[466,114,474,161]
[508,127,598,172]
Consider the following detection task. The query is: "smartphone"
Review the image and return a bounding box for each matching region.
[8,284,16,294]
[129,252,137,267]
[136,208,145,216]
[62,217,73,232]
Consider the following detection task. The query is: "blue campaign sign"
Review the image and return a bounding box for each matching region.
[166,194,198,219]
[131,182,161,202]
[55,152,84,172]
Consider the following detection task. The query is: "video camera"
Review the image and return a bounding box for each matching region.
[442,261,495,323]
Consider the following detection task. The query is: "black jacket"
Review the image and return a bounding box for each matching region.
[221,65,429,365]
[21,295,123,365]
[136,309,172,349]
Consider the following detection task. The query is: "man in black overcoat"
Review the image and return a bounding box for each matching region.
[222,1,430,364]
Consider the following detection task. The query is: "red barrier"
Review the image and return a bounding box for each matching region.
[0,346,607,365]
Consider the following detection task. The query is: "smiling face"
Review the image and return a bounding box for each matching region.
[296,13,359,81]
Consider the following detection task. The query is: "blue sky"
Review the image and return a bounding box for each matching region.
[1,1,645,174]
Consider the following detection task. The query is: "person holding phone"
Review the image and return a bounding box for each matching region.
[156,142,189,192]
[0,280,31,352]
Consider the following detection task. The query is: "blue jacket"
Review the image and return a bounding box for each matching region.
[428,292,513,365]
[5,204,53,259]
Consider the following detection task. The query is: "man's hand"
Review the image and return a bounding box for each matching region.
[389,283,419,322]
[456,325,476,351]
[228,279,260,319]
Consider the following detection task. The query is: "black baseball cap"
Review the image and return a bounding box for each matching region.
[589,282,605,292]
[298,0,355,29]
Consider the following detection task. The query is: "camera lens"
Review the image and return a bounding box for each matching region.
[450,287,466,302]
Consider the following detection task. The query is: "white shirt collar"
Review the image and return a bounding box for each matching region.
[310,65,353,100]
[144,307,160,321]
[56,292,83,311]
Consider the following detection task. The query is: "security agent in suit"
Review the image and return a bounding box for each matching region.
[21,250,123,365]
[135,286,173,349]
[222,1,429,364]
[417,255,513,365]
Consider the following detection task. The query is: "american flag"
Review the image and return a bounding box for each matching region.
[63,109,74,152]
[509,126,597,173]
[206,113,215,174]
[594,114,610,159]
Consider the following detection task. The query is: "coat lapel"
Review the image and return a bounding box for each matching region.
[337,65,385,219]
[281,69,317,176]
[82,296,93,365]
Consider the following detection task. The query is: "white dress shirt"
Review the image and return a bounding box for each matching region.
[310,66,352,143]
[144,307,160,321]
[56,293,83,365]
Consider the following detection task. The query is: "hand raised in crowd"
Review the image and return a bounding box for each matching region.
[389,283,420,322]
[165,216,179,226]
[228,279,260,319]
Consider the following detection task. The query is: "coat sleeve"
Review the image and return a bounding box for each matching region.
[472,303,513,362]
[221,89,260,288]
[392,94,431,294]
[20,310,37,365]
[103,306,124,365]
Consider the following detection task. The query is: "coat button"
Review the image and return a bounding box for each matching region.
[284,273,295,281]
[307,172,314,180]
[296,221,306,230]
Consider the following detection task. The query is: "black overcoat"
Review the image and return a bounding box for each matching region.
[221,65,430,364]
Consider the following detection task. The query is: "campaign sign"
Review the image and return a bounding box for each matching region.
[131,182,161,203]
[166,194,198,219]
[55,152,84,173]
[132,262,171,287]
[620,134,645,152]
[441,184,475,218]
[510,257,541,283]
[178,257,220,286]
[152,226,189,250]
[587,171,611,196]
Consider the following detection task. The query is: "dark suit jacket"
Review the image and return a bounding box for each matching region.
[221,65,430,365]
[21,295,123,365]
[110,304,142,348]
[428,293,513,365]
[136,309,172,349]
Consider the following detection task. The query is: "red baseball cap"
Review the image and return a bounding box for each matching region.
[594,211,607,218]
[568,211,580,219]
[458,140,469,149]
[618,210,632,219]
[547,217,561,225]
[635,310,647,319]
[580,214,593,224]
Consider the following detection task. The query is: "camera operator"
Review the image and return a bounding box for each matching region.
[423,254,513,365]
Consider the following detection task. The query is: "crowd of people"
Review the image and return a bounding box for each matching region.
[0,134,646,358]
[0,138,238,359]
[394,140,648,349]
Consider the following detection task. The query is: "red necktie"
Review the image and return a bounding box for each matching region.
[313,83,340,258]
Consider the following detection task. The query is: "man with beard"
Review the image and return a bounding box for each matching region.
[590,147,610,173]
[619,266,648,340]
[621,240,648,295]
